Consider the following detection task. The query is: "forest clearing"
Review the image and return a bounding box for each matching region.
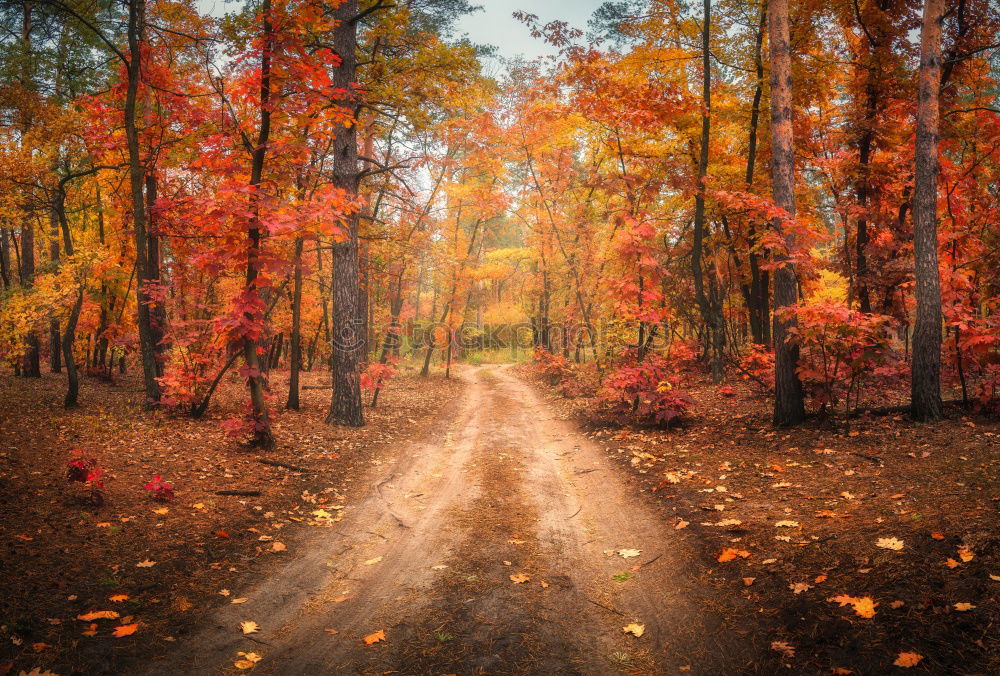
[1,0,999,673]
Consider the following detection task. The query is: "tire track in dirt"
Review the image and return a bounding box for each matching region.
[154,366,741,674]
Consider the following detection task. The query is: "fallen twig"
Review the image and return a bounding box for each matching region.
[587,597,624,617]
[256,458,313,473]
[565,505,583,520]
[216,490,261,497]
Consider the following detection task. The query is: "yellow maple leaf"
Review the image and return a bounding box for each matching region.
[957,546,974,562]
[622,623,645,637]
[852,597,878,618]
[953,602,976,612]
[240,621,259,635]
[509,573,530,584]
[113,623,138,638]
[152,508,169,515]
[362,629,385,645]
[875,537,904,551]
[272,541,286,552]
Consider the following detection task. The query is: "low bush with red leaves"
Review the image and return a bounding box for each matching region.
[144,474,175,502]
[533,347,571,385]
[596,353,692,427]
[66,449,105,506]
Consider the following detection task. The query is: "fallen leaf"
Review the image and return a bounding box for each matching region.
[509,573,530,584]
[231,598,249,604]
[875,537,904,551]
[893,652,923,668]
[989,574,1000,582]
[957,546,974,562]
[540,580,550,588]
[272,542,286,553]
[240,621,259,635]
[953,602,975,612]
[234,651,262,669]
[775,520,800,528]
[852,597,878,618]
[112,624,138,638]
[152,508,169,515]
[890,600,905,609]
[789,582,813,594]
[31,643,51,653]
[717,548,751,562]
[742,577,756,586]
[618,549,641,559]
[173,597,193,612]
[77,611,120,621]
[135,559,156,568]
[324,629,339,635]
[622,623,645,637]
[81,622,98,637]
[930,532,945,540]
[770,641,795,658]
[814,575,828,584]
[831,668,853,675]
[108,595,129,603]
[362,630,385,645]
[675,520,689,530]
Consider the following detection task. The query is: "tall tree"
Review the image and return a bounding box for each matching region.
[124,0,162,406]
[326,0,365,427]
[768,0,805,425]
[910,0,945,421]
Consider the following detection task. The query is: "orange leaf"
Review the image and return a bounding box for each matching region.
[77,611,120,621]
[112,623,138,638]
[717,548,751,562]
[108,595,129,603]
[893,652,923,668]
[362,630,385,645]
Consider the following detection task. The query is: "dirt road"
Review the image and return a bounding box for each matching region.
[156,366,738,674]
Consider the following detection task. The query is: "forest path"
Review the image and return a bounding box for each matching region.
[156,366,734,675]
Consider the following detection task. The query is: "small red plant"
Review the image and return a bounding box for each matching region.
[66,450,105,506]
[144,474,175,502]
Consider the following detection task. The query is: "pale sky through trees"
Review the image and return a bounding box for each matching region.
[454,0,605,61]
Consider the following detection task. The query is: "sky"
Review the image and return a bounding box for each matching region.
[454,0,605,62]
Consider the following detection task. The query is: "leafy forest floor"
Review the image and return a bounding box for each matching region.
[521,365,1000,674]
[1,362,998,675]
[0,365,461,675]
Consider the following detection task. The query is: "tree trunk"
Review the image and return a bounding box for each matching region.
[287,236,304,410]
[62,288,83,407]
[125,0,161,406]
[240,0,276,448]
[910,0,944,421]
[326,0,365,427]
[690,0,724,381]
[768,0,806,425]
[145,170,166,376]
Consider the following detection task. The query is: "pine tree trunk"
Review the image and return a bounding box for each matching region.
[910,0,944,421]
[768,0,805,425]
[326,0,365,427]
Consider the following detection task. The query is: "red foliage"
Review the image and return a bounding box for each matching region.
[66,450,105,506]
[361,359,397,392]
[533,347,571,385]
[143,474,175,502]
[597,353,691,427]
[784,302,902,414]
